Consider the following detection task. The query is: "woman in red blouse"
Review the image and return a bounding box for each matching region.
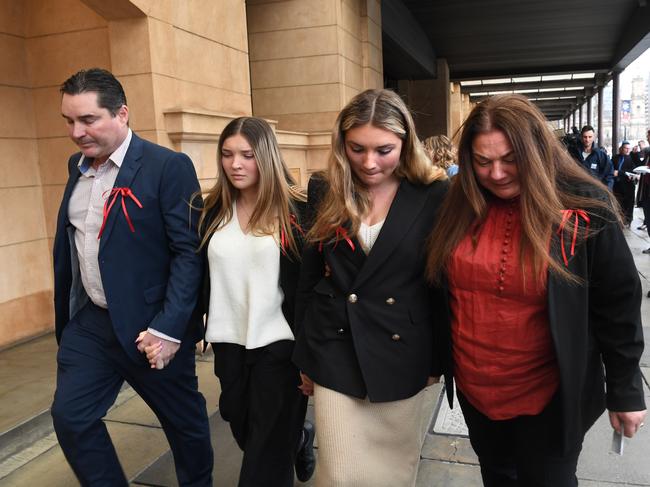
[427,94,646,487]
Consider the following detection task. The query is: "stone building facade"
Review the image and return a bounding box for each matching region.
[0,0,469,348]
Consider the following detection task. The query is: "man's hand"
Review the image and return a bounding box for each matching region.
[135,331,180,370]
[608,409,647,438]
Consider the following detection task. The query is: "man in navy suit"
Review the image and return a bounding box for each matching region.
[51,68,213,486]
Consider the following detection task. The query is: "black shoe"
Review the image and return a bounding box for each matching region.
[295,420,315,482]
[643,248,650,254]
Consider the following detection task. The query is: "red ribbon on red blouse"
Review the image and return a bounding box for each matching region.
[280,214,305,254]
[318,226,356,252]
[557,209,590,266]
[98,187,143,239]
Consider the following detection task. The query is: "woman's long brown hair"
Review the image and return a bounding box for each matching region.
[308,89,446,243]
[195,117,306,258]
[426,94,619,285]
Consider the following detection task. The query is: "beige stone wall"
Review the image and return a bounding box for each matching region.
[0,0,386,348]
[0,0,110,347]
[122,0,253,152]
[248,0,382,138]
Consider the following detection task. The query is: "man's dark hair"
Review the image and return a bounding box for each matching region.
[60,68,127,116]
[580,125,595,135]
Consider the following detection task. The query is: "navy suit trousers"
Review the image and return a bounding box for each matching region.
[51,302,213,486]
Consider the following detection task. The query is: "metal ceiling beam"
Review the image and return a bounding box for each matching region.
[382,0,436,78]
[461,78,596,94]
[469,90,586,103]
[451,64,609,81]
[611,3,650,71]
[533,99,576,106]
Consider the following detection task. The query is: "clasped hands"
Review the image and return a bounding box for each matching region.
[136,331,180,370]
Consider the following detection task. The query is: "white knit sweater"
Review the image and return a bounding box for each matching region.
[205,206,294,348]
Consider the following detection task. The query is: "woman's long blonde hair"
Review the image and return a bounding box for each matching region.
[197,117,306,258]
[308,89,446,243]
[423,135,456,170]
[426,94,619,285]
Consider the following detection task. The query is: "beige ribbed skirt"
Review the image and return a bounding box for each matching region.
[313,383,436,487]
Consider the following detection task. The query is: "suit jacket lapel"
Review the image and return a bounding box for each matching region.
[98,134,143,252]
[353,179,428,289]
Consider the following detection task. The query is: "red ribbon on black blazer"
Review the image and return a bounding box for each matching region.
[98,187,143,239]
[557,209,590,266]
[318,226,355,253]
[280,214,305,254]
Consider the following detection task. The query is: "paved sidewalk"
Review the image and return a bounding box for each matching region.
[0,211,648,486]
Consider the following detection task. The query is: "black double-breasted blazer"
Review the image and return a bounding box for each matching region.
[293,176,448,402]
[436,184,646,454]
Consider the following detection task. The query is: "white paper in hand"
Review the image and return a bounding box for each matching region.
[611,430,625,455]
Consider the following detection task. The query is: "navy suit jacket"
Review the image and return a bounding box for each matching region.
[53,133,204,363]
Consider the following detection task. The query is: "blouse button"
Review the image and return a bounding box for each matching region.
[501,257,507,262]
[386,297,396,305]
[348,294,358,303]
[499,286,504,292]
[504,239,510,245]
[502,248,508,254]
[337,328,346,335]
[391,333,401,341]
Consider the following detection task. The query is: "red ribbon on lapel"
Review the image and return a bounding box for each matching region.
[98,187,143,239]
[280,214,305,254]
[557,209,590,266]
[318,226,355,252]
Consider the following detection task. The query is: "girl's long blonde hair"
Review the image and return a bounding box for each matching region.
[197,117,306,258]
[308,89,446,243]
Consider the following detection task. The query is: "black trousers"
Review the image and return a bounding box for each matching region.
[212,341,308,487]
[51,302,213,487]
[614,184,635,225]
[643,199,650,234]
[457,390,582,487]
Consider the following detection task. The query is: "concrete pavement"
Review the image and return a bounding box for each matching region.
[0,210,649,486]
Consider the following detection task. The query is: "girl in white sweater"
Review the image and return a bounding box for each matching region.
[197,117,313,486]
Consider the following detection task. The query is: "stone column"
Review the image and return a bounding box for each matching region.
[399,58,451,139]
[248,0,383,133]
[450,82,462,137]
[612,72,621,151]
[597,87,604,147]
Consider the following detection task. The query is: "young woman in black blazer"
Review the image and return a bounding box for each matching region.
[293,89,448,486]
[195,117,313,486]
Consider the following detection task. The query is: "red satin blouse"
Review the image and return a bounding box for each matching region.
[448,198,559,420]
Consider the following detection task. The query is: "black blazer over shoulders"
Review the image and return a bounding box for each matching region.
[293,177,448,402]
[199,198,307,333]
[436,183,646,454]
